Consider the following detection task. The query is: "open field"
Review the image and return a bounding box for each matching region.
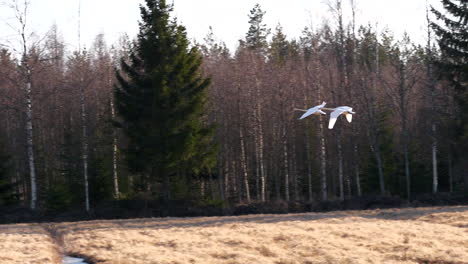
[0,206,467,264]
[0,223,60,264]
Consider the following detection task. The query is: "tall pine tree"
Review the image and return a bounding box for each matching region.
[115,0,216,213]
[245,4,270,53]
[431,0,468,191]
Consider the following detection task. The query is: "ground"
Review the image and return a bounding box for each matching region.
[0,206,467,264]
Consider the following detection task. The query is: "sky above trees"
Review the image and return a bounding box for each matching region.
[0,0,442,53]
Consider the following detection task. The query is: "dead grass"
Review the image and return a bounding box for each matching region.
[55,206,468,264]
[0,223,61,264]
[0,206,467,264]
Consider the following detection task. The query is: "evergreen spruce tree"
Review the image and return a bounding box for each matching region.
[245,3,270,52]
[115,0,216,214]
[431,0,468,190]
[270,24,290,64]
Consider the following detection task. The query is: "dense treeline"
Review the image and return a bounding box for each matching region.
[0,0,466,214]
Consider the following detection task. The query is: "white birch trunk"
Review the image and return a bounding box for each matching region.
[319,113,327,201]
[350,0,361,197]
[25,75,37,210]
[200,178,205,198]
[254,140,260,200]
[282,125,290,202]
[258,116,266,202]
[254,78,266,202]
[399,62,411,200]
[17,2,37,210]
[110,99,119,199]
[374,28,386,195]
[239,128,250,202]
[426,1,438,194]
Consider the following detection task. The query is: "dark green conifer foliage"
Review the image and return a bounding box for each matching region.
[89,101,115,203]
[0,140,16,206]
[114,0,216,210]
[362,109,398,194]
[270,24,290,64]
[431,0,468,191]
[431,0,468,145]
[246,4,270,52]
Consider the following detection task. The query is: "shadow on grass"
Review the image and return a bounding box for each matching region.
[51,205,468,235]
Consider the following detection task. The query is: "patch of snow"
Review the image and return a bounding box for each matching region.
[63,256,88,264]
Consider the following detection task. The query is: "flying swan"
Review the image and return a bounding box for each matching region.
[294,102,327,119]
[295,102,355,129]
[325,106,355,129]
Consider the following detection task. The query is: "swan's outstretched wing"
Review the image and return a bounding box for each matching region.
[328,109,345,129]
[299,108,318,119]
[345,112,352,123]
[299,102,327,119]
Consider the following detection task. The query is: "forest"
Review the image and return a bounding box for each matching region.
[0,0,467,219]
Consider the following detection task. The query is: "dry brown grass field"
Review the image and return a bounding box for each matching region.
[1,206,467,264]
[0,223,60,264]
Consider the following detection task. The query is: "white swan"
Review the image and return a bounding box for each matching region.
[295,102,327,119]
[324,106,355,129]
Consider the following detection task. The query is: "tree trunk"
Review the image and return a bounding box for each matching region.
[370,142,386,195]
[354,145,362,196]
[110,99,119,199]
[209,168,215,200]
[404,144,411,199]
[80,80,90,212]
[162,171,171,216]
[373,29,385,195]
[448,150,453,193]
[306,129,313,202]
[426,4,438,194]
[254,143,260,200]
[258,119,266,202]
[432,124,438,194]
[337,132,344,201]
[224,159,230,199]
[282,125,290,202]
[25,74,37,210]
[239,128,250,202]
[291,130,299,201]
[398,59,412,200]
[218,159,225,201]
[254,77,266,202]
[319,115,327,201]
